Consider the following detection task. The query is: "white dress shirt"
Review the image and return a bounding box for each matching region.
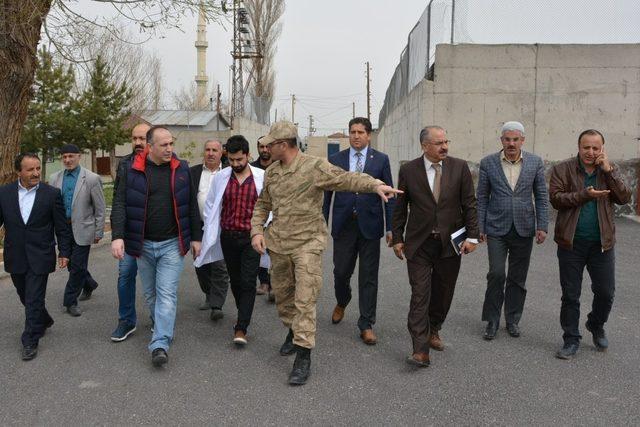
[18,181,39,224]
[349,145,369,172]
[422,156,442,191]
[422,155,478,244]
[197,163,222,219]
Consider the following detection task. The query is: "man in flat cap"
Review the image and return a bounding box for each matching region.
[50,144,105,316]
[476,121,548,340]
[251,121,401,386]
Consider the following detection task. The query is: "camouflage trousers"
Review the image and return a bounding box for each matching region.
[269,250,323,349]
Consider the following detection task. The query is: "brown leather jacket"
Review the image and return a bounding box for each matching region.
[549,156,631,250]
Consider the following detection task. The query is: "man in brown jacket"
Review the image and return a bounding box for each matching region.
[549,129,631,359]
[392,125,479,367]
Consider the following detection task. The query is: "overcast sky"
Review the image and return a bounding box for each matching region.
[70,0,640,136]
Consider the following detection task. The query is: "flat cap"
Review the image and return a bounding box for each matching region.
[60,144,80,154]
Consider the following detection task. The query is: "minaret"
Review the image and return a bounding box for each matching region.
[194,2,209,110]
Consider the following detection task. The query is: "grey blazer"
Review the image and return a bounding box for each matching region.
[476,150,548,237]
[50,166,106,246]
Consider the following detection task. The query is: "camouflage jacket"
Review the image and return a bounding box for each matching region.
[251,151,383,254]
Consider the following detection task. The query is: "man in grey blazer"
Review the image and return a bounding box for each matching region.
[477,122,548,340]
[50,144,106,316]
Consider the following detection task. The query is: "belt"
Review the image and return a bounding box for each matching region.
[221,229,250,237]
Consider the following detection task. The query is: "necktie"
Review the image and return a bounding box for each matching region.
[355,152,363,173]
[432,163,441,203]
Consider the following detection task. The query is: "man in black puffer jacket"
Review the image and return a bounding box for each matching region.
[111,125,202,367]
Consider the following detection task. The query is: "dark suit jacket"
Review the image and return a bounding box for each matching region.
[391,155,479,259]
[322,147,395,240]
[0,181,71,274]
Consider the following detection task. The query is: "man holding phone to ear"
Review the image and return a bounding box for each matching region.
[549,129,631,360]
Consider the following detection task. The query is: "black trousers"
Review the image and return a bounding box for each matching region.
[63,237,98,307]
[257,267,271,287]
[195,260,230,309]
[333,216,381,331]
[11,270,52,347]
[406,237,461,354]
[481,226,534,326]
[220,230,260,333]
[558,240,615,344]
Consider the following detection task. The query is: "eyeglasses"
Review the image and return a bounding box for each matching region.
[423,140,451,146]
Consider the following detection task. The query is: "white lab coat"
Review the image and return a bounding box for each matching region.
[194,165,271,268]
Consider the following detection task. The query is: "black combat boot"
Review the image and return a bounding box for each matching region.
[279,329,295,356]
[288,345,311,385]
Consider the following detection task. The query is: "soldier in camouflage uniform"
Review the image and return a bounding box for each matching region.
[251,121,401,385]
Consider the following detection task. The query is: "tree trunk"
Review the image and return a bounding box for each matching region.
[109,148,117,180]
[41,147,47,181]
[91,148,97,173]
[0,1,53,185]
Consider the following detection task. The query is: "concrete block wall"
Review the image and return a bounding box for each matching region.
[376,43,640,210]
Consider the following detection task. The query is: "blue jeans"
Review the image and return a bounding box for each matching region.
[117,252,138,326]
[138,238,185,352]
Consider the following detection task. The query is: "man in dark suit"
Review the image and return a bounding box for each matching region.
[392,126,479,367]
[190,139,230,319]
[477,121,548,340]
[0,153,71,360]
[323,117,394,345]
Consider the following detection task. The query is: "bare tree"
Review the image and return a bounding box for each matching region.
[0,0,224,184]
[245,0,285,124]
[74,26,165,112]
[171,80,229,113]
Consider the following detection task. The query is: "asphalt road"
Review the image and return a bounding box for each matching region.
[1,219,639,425]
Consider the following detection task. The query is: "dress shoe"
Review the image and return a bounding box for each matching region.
[210,308,224,321]
[428,331,444,351]
[22,345,38,361]
[288,346,311,385]
[79,283,98,301]
[406,352,430,367]
[280,329,295,356]
[331,305,345,324]
[66,305,82,317]
[483,321,498,340]
[151,348,168,366]
[506,323,521,338]
[78,289,92,301]
[256,283,269,295]
[555,343,579,360]
[233,329,248,346]
[268,290,276,303]
[360,329,377,345]
[198,299,210,310]
[586,321,608,351]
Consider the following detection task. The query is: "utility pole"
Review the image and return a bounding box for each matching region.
[352,101,355,118]
[365,61,371,121]
[291,94,296,124]
[216,84,221,131]
[450,0,456,44]
[308,115,315,136]
[230,0,263,123]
